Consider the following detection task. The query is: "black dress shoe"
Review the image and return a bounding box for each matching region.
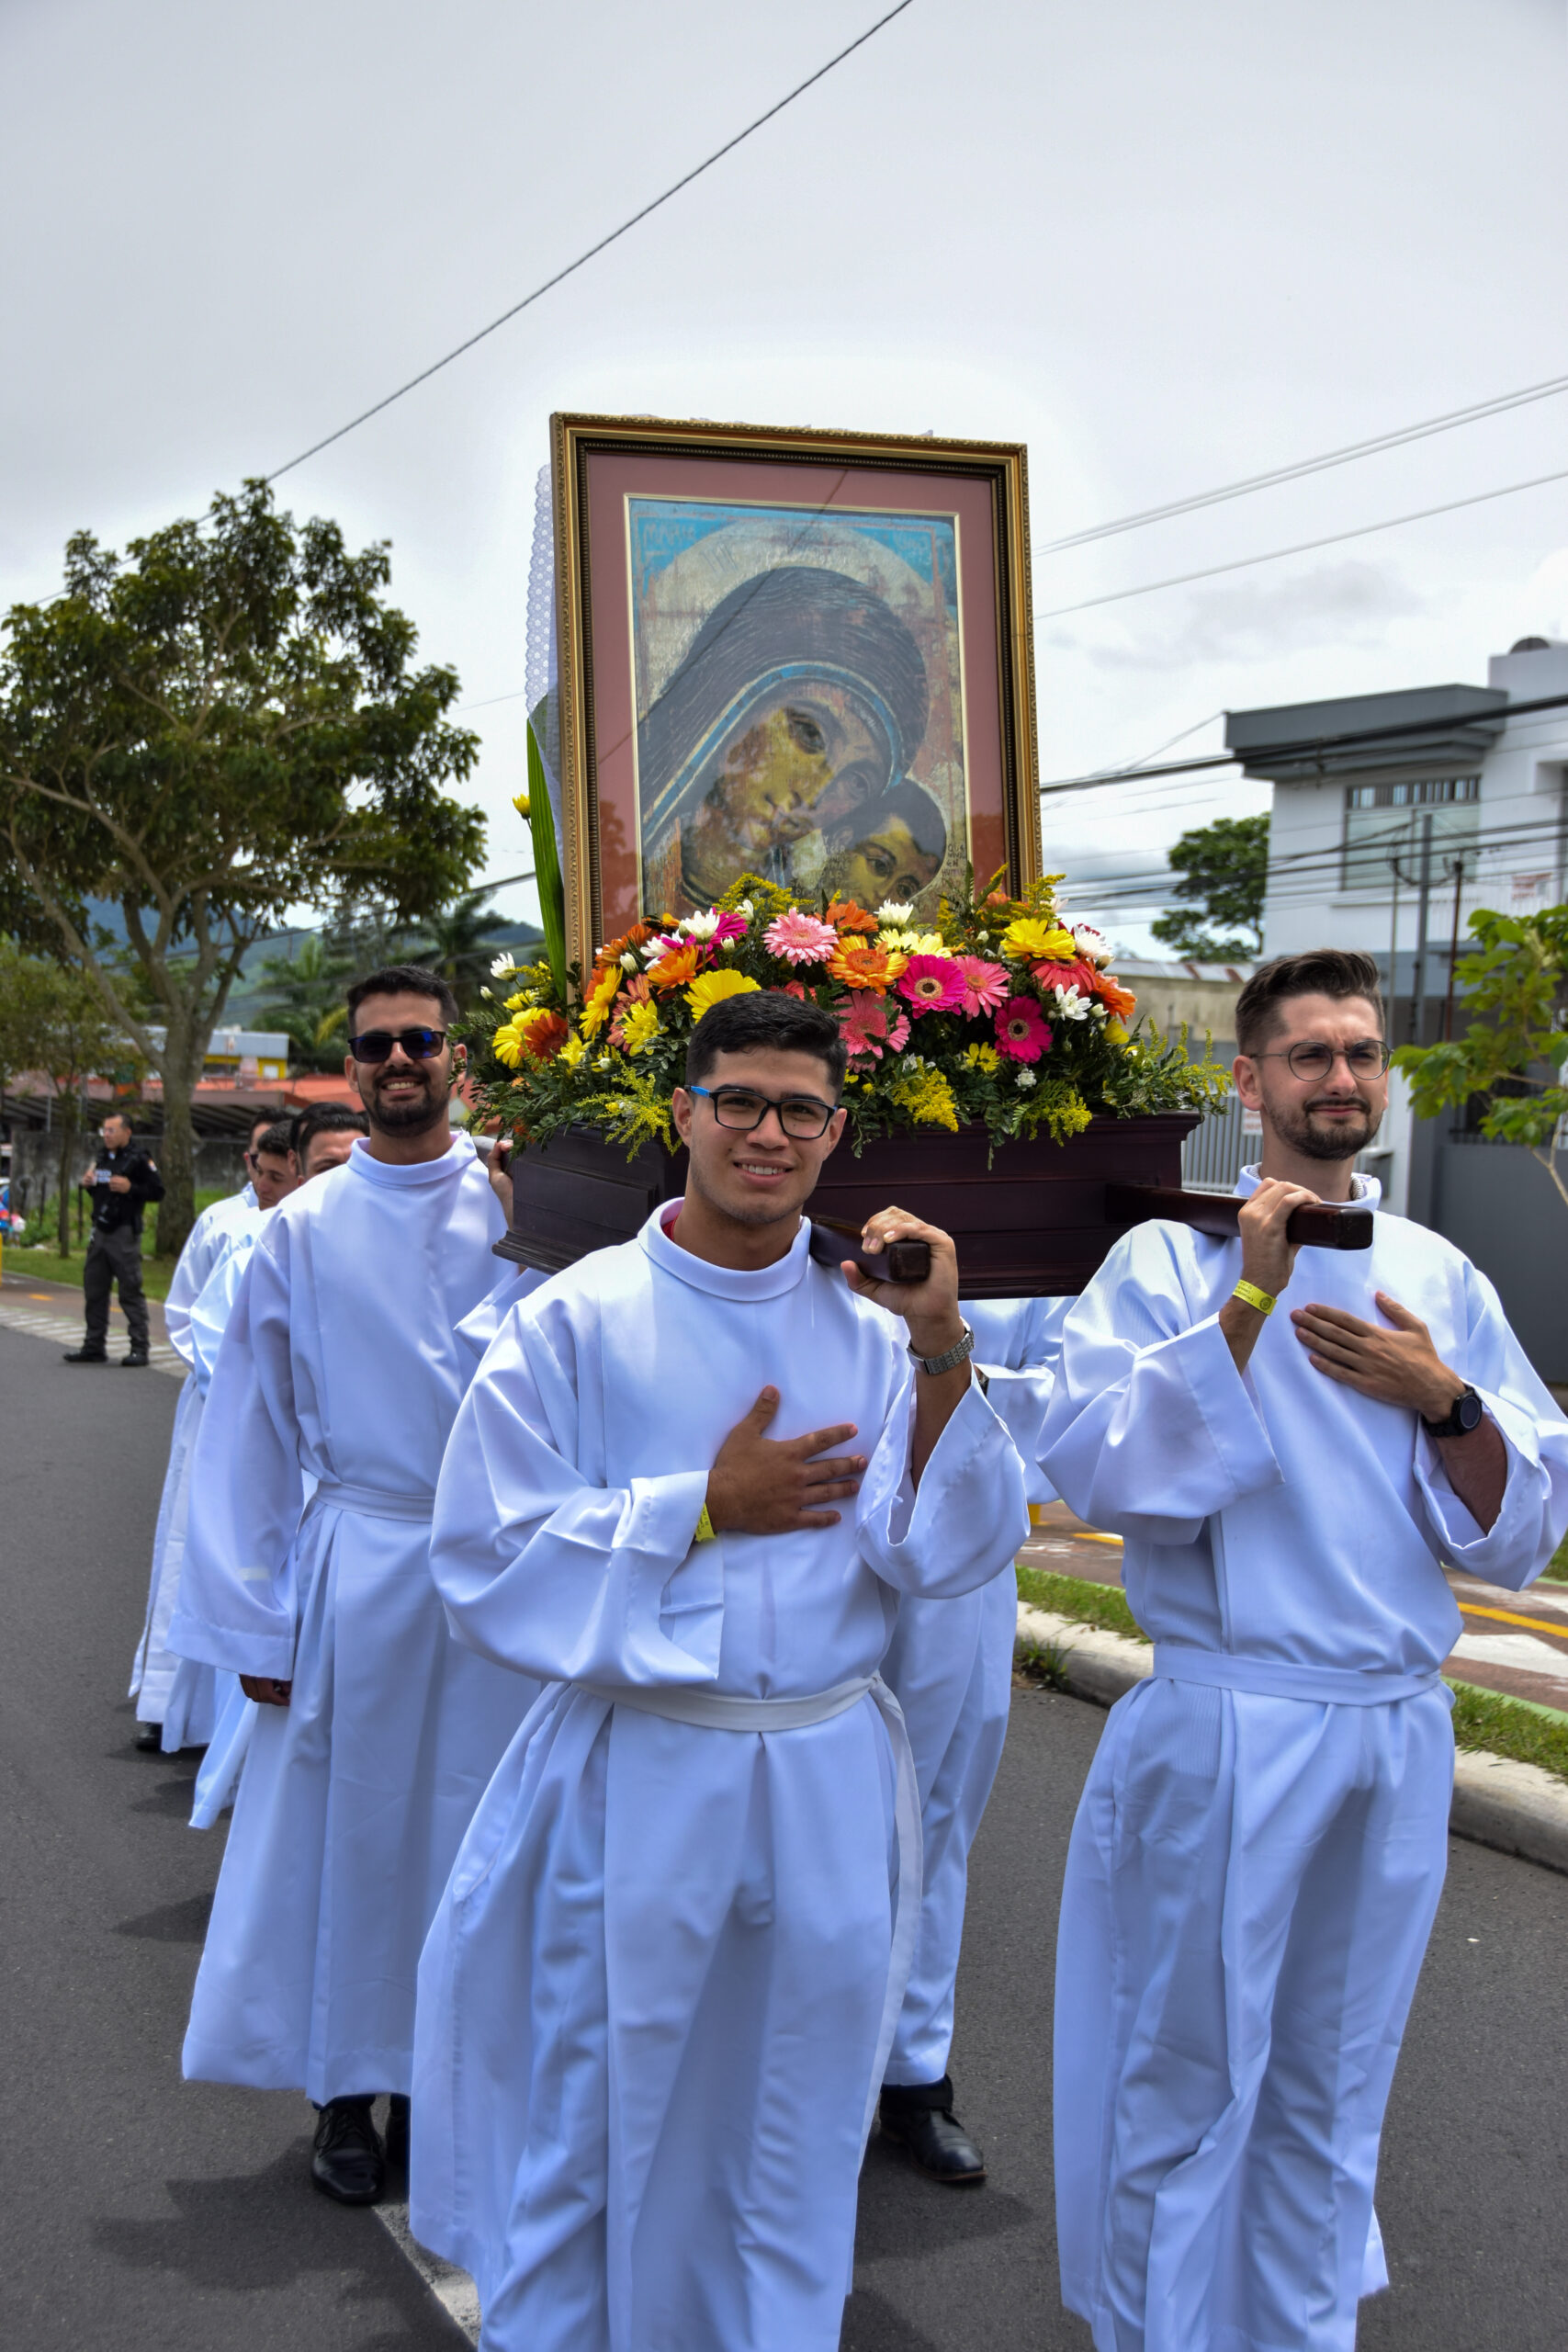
[384,2093,410,2172]
[122,1349,150,1367]
[310,2097,385,2205]
[134,1722,164,1753]
[63,1346,107,1363]
[879,2077,987,2185]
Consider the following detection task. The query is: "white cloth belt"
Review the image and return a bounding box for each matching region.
[1155,1644,1445,1707]
[574,1671,922,2155]
[307,1476,435,1524]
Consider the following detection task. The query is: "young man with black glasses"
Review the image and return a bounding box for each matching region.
[410,989,1030,2351]
[1042,948,1568,2350]
[170,967,538,2207]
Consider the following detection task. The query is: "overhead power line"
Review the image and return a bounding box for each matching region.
[263,1,916,485]
[1040,687,1568,796]
[1040,368,1568,555]
[1038,464,1568,621]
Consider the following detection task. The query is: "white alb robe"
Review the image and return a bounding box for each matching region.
[411,1206,1031,2352]
[128,1184,257,1734]
[170,1136,537,2101]
[882,1293,1068,2087]
[1039,1172,1568,2352]
[175,1216,270,1818]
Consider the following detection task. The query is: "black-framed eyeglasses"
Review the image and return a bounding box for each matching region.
[1252,1039,1392,1080]
[347,1027,448,1064]
[688,1083,839,1140]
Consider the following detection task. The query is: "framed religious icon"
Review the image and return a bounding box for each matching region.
[549,412,1040,968]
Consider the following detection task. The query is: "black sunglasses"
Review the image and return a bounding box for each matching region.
[347,1027,448,1064]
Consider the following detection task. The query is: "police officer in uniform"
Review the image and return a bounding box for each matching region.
[64,1112,166,1367]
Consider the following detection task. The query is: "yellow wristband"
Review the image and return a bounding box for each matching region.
[1232,1278,1276,1317]
[694,1501,717,1544]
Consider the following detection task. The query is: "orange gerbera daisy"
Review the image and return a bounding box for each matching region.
[825,896,879,934]
[647,942,703,992]
[520,1010,570,1061]
[828,941,906,993]
[1096,978,1137,1021]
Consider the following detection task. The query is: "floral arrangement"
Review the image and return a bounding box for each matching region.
[468,844,1226,1161]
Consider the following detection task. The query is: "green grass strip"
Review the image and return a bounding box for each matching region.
[1016,1564,1568,1784]
[1015,1563,1148,1645]
[1448,1680,1568,1782]
[1541,1530,1568,1585]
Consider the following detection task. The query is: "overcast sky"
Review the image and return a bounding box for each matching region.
[4,0,1565,950]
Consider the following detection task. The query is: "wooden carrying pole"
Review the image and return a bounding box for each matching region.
[810,1185,1376,1286]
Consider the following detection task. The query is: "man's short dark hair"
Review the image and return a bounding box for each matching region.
[345,964,459,1030]
[255,1119,294,1160]
[1235,950,1384,1057]
[685,990,848,1093]
[247,1110,276,1146]
[102,1111,131,1135]
[290,1102,370,1159]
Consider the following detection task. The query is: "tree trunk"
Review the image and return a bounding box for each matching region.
[154,1055,198,1259]
[55,1094,79,1256]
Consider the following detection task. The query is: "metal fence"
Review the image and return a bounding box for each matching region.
[1180,1091,1253,1192]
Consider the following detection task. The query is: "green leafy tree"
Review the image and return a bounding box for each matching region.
[252,933,356,1072]
[1394,905,1568,1213]
[0,480,485,1253]
[0,948,135,1251]
[407,888,512,1014]
[1151,813,1269,960]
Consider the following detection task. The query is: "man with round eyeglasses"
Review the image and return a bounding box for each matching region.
[170,965,537,2208]
[1041,946,1568,2350]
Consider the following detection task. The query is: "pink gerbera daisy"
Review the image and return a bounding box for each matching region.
[710,908,750,946]
[953,955,1010,1016]
[764,910,840,967]
[994,996,1053,1062]
[838,995,908,1061]
[897,953,967,1016]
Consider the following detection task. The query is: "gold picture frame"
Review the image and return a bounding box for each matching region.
[550,410,1040,971]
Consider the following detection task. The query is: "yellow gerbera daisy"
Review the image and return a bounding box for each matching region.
[1000,917,1076,963]
[686,968,761,1022]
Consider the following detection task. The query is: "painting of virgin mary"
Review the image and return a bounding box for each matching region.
[627,503,967,918]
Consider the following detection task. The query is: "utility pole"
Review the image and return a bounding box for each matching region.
[1408,810,1435,1045]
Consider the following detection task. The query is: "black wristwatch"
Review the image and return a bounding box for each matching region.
[1421,1384,1484,1438]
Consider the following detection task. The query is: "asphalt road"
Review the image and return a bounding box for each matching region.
[3,1321,1565,2352]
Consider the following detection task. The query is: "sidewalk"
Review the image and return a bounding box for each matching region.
[0,1260,183,1374]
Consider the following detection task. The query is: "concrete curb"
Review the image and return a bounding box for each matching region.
[1016,1602,1568,1878]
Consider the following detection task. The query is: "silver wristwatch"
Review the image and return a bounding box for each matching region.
[908,1319,976,1377]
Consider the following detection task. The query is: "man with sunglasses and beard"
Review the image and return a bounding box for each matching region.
[1041,949,1568,2352]
[170,967,539,2208]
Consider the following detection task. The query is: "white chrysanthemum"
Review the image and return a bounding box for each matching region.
[620,952,637,971]
[1049,984,1091,1021]
[875,899,914,925]
[490,952,517,978]
[681,909,722,941]
[1015,1068,1038,1090]
[1071,922,1109,961]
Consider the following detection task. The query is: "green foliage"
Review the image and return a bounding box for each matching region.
[1014,1564,1149,1643]
[525,718,569,1003]
[252,933,355,1071]
[406,888,511,1015]
[0,944,141,1251]
[0,478,486,1248]
[1393,904,1568,1213]
[1150,813,1269,959]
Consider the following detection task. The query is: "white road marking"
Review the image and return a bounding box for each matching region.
[374,2201,480,2342]
[0,1299,186,1376]
[1450,1630,1568,1685]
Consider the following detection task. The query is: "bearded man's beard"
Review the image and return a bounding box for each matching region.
[367,1069,445,1135]
[1268,1095,1383,1161]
